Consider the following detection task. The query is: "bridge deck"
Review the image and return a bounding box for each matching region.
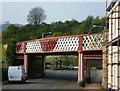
[16,32,103,54]
[16,32,103,86]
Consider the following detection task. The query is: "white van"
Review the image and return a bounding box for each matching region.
[8,66,26,83]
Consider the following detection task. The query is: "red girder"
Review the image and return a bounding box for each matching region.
[16,32,103,56]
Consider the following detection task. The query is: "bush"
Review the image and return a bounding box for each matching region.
[6,40,18,66]
[2,67,8,81]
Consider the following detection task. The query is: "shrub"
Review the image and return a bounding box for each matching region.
[2,67,8,81]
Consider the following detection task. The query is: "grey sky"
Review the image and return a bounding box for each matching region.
[2,2,105,24]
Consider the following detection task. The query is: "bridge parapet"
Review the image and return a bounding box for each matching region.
[16,33,103,54]
[16,35,81,53]
[82,33,103,50]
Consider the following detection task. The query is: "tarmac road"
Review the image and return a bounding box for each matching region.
[2,70,102,90]
[45,69,102,83]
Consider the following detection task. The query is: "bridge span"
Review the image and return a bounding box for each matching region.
[16,32,103,87]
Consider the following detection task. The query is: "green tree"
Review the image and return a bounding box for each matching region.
[27,7,46,26]
[51,32,63,37]
[0,33,2,44]
[76,16,94,34]
[2,45,6,62]
[92,16,106,33]
[2,16,106,45]
[2,24,19,44]
[6,40,18,66]
[75,16,106,34]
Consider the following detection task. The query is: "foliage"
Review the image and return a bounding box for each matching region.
[2,16,106,45]
[0,44,6,62]
[2,45,6,61]
[46,55,78,69]
[2,65,8,81]
[2,24,19,44]
[27,7,46,26]
[0,44,2,61]
[76,16,106,34]
[27,55,43,78]
[34,56,43,74]
[6,40,18,66]
[0,32,2,44]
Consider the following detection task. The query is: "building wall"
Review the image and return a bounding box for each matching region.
[107,0,120,90]
[109,3,119,41]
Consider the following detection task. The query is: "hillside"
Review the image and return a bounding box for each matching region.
[2,16,106,44]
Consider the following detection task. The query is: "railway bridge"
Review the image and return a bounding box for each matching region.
[16,32,103,87]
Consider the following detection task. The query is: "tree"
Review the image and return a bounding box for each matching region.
[6,40,18,66]
[1,45,6,62]
[2,24,19,44]
[27,7,46,26]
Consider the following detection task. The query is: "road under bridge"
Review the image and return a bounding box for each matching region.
[16,32,103,87]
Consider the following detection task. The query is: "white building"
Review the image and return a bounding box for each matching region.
[107,0,120,90]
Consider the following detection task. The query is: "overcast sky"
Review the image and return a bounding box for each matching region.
[2,1,106,24]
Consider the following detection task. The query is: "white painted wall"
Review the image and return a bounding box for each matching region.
[108,0,120,90]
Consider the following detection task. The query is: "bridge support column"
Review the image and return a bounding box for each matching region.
[86,60,91,83]
[41,55,46,77]
[78,52,85,87]
[24,54,28,77]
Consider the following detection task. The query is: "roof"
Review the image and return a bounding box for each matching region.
[107,0,117,11]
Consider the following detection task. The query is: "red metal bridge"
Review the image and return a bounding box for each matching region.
[16,32,103,86]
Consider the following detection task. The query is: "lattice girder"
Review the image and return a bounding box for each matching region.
[82,33,103,50]
[16,33,103,53]
[16,36,80,53]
